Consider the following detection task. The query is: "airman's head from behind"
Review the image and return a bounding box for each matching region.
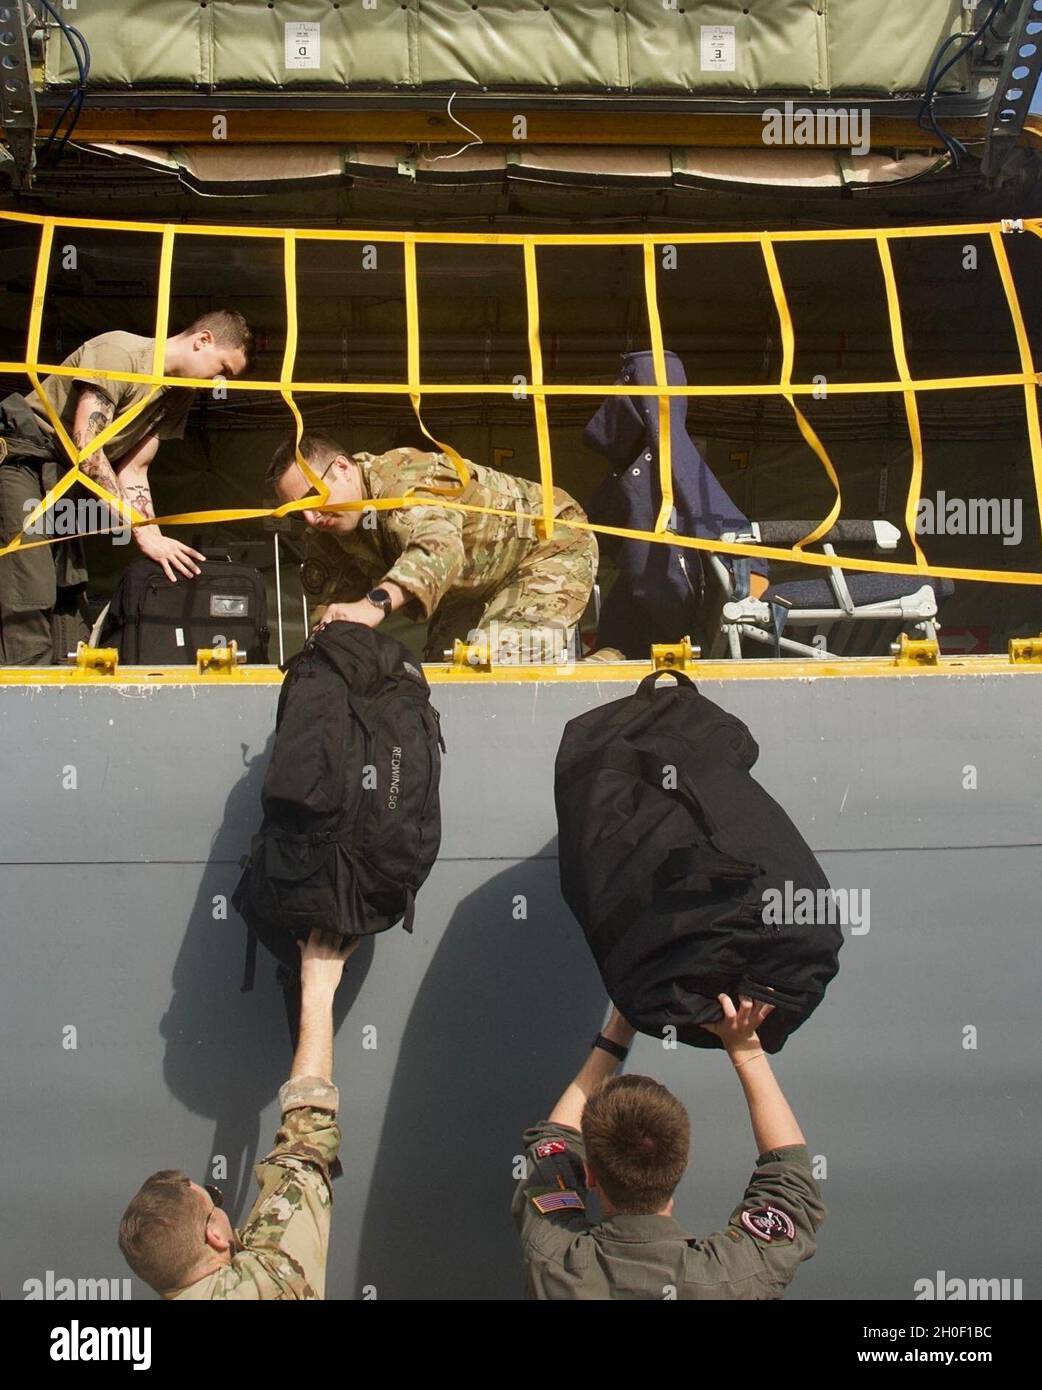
[118,1170,240,1297]
[581,1074,690,1216]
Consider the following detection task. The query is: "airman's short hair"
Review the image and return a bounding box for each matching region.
[581,1074,690,1214]
[118,1170,204,1295]
[182,309,255,370]
[266,431,348,490]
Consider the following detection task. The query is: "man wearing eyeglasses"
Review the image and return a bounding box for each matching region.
[117,930,356,1299]
[266,430,597,665]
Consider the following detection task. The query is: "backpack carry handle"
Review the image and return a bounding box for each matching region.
[636,669,697,697]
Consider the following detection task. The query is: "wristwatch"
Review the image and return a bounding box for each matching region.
[366,586,393,616]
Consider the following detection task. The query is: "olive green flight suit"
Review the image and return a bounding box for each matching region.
[512,1119,826,1300]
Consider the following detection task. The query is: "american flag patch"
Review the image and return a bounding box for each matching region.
[531,1190,585,1215]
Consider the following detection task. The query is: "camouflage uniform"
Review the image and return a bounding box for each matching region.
[172,1075,340,1301]
[512,1120,825,1300]
[301,448,597,663]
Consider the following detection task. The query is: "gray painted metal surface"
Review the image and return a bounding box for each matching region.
[1,670,1039,1301]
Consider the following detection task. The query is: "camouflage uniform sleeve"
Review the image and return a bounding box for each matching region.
[222,1076,342,1300]
[377,460,467,620]
[683,1143,825,1299]
[512,1120,592,1264]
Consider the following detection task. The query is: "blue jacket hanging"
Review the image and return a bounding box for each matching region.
[583,351,767,652]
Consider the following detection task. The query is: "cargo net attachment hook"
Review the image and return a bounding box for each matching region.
[651,636,700,670]
[197,640,247,675]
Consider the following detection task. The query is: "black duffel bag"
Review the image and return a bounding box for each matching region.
[554,670,841,1053]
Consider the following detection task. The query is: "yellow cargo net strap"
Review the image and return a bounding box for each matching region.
[2,210,1042,588]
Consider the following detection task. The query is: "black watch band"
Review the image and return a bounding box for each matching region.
[592,1032,629,1062]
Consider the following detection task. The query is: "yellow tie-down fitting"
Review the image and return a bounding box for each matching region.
[196,641,247,674]
[68,643,118,676]
[890,633,939,666]
[1009,635,1042,665]
[652,636,700,671]
[448,636,492,671]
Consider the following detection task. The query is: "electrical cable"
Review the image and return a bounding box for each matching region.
[918,0,1008,167]
[34,0,91,167]
[423,92,485,163]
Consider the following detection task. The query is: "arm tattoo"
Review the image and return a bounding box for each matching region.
[73,389,120,496]
[121,483,155,520]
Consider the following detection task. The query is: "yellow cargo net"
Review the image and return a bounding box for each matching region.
[2,209,1042,586]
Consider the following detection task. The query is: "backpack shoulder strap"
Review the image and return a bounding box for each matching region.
[240,925,258,994]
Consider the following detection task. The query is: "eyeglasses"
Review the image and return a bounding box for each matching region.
[299,453,343,505]
[201,1183,224,1245]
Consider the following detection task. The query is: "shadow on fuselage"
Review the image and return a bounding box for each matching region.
[355,842,604,1300]
[159,732,372,1221]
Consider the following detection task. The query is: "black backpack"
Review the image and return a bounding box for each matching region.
[234,622,445,982]
[100,554,269,664]
[554,671,841,1053]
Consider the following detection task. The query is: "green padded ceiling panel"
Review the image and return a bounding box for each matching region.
[417,1,625,90]
[212,0,412,88]
[627,0,822,94]
[39,0,980,98]
[827,0,970,95]
[44,0,208,87]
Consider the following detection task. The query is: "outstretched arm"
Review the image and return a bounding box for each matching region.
[291,929,358,1084]
[547,1006,636,1131]
[71,387,204,581]
[114,435,205,581]
[315,580,410,631]
[701,994,805,1153]
[220,931,358,1301]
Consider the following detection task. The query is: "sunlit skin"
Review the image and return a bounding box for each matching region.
[547,993,796,1219]
[273,456,410,630]
[163,329,248,387]
[163,932,357,1297]
[274,454,365,535]
[69,327,249,582]
[190,1182,240,1265]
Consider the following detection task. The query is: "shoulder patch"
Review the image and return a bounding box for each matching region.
[301,558,330,595]
[530,1189,585,1215]
[739,1206,796,1243]
[534,1138,568,1159]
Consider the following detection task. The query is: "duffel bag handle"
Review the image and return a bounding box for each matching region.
[636,669,697,697]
